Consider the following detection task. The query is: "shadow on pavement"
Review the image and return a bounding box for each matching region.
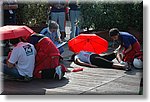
[1,77,69,95]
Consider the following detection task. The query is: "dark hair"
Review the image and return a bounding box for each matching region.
[71,54,76,61]
[109,28,120,37]
[10,38,20,45]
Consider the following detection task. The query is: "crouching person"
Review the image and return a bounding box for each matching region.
[109,28,141,64]
[27,34,67,80]
[1,38,36,81]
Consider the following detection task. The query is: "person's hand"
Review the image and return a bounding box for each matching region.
[122,50,126,55]
[58,39,63,43]
[7,51,12,60]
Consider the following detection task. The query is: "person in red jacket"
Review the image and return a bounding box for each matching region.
[26,33,67,79]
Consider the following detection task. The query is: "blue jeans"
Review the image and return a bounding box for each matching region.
[51,12,65,32]
[69,10,80,39]
[2,63,23,78]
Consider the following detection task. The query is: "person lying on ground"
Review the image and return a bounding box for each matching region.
[1,37,36,81]
[70,51,131,71]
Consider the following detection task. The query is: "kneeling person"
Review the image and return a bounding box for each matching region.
[27,34,67,79]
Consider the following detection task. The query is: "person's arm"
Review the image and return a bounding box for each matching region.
[115,45,123,63]
[7,47,18,68]
[116,45,122,52]
[5,51,14,68]
[6,61,15,68]
[56,38,62,43]
[116,53,123,63]
[55,36,62,43]
[55,31,62,43]
[74,58,97,68]
[124,45,132,54]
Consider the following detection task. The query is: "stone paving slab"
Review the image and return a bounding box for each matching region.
[0,22,143,95]
[1,43,142,95]
[45,66,142,95]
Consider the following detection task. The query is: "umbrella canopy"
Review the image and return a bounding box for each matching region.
[0,25,35,40]
[68,34,108,54]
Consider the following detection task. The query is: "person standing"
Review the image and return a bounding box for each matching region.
[2,38,36,81]
[3,0,18,25]
[48,0,67,41]
[69,0,80,39]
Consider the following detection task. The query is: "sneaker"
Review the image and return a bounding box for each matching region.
[120,61,127,66]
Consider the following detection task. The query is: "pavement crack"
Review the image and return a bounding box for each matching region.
[79,75,126,95]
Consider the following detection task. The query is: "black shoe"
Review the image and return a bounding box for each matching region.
[123,64,132,71]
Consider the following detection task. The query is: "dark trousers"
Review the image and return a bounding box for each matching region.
[90,52,116,68]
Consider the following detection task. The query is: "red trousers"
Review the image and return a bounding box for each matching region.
[123,41,141,62]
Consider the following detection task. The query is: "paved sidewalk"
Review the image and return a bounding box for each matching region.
[1,44,142,95]
[0,21,143,95]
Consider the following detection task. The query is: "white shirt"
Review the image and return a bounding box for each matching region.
[8,42,36,77]
[74,51,94,64]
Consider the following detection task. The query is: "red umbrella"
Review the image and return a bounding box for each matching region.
[0,25,35,40]
[68,34,108,54]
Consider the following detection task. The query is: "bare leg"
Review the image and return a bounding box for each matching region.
[112,63,132,71]
[116,53,123,63]
[112,63,125,69]
[100,52,116,61]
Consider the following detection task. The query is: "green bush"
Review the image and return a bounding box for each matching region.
[16,2,143,33]
[16,3,48,27]
[79,2,143,32]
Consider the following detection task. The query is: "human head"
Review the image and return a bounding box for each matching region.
[9,38,20,45]
[48,21,59,33]
[109,28,120,41]
[71,53,76,61]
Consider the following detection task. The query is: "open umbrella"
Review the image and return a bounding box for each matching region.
[68,34,108,54]
[0,25,35,40]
